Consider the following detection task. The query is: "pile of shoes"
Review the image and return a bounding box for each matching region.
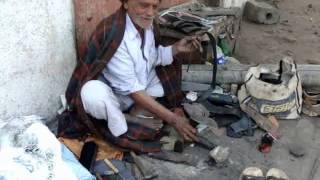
[183,90,257,139]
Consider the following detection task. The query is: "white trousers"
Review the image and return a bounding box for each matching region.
[80,80,128,137]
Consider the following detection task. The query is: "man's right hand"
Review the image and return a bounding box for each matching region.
[130,91,198,142]
[170,115,198,142]
[172,36,203,56]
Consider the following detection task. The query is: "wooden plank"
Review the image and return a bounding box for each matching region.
[182,64,320,87]
[181,81,211,91]
[182,64,320,71]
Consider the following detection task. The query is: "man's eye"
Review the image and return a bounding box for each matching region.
[139,3,149,8]
[153,5,158,10]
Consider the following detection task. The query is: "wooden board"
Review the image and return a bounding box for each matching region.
[182,64,320,87]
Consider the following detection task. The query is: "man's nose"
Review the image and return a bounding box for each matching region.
[145,6,155,17]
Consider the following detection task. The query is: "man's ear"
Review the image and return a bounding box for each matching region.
[123,3,128,9]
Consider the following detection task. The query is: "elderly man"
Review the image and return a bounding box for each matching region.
[60,0,201,152]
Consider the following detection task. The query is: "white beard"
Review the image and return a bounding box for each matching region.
[0,116,78,180]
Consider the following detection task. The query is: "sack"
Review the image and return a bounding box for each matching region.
[238,57,302,119]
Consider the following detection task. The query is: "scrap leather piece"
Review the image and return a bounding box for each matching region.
[59,136,124,161]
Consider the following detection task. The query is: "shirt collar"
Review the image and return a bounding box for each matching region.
[125,13,153,40]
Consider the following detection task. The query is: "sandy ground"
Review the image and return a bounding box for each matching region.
[134,1,320,180]
[235,0,320,65]
[136,116,320,180]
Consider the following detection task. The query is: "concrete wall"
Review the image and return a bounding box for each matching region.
[0,0,76,122]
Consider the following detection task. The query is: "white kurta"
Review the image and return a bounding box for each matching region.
[101,13,173,109]
[81,14,174,137]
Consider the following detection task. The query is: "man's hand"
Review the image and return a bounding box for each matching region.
[172,36,203,56]
[172,107,198,142]
[170,115,198,142]
[173,107,186,117]
[130,91,198,142]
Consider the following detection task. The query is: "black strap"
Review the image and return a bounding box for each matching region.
[242,175,265,180]
[266,176,287,180]
[196,32,218,102]
[205,32,218,89]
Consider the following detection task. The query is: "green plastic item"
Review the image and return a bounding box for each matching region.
[218,37,232,56]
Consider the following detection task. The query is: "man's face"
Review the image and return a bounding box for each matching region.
[124,0,160,29]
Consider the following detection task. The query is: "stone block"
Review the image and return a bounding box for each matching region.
[244,0,280,24]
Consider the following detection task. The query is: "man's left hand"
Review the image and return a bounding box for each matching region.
[172,36,203,55]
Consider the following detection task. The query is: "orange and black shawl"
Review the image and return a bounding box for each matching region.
[58,7,184,153]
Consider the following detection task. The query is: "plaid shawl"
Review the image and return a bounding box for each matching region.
[58,6,183,153]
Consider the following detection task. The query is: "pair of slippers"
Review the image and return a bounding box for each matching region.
[240,167,289,180]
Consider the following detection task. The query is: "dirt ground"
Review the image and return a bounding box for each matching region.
[235,0,320,65]
[136,116,320,180]
[134,1,320,180]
